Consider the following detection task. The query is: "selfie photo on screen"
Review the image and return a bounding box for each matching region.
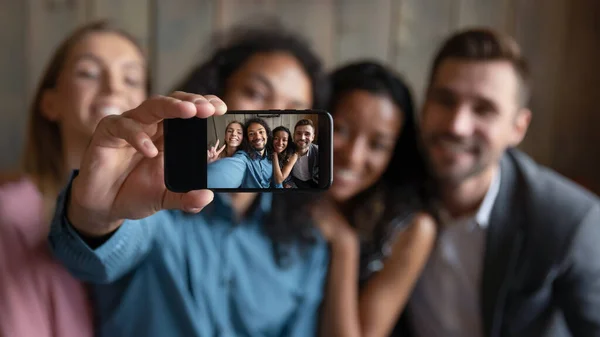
[206,113,320,189]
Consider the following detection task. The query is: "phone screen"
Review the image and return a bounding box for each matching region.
[164,110,333,192]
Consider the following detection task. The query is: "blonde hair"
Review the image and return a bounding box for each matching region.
[21,20,150,216]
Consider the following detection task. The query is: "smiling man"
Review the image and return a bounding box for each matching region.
[290,119,319,188]
[207,117,280,189]
[397,28,600,337]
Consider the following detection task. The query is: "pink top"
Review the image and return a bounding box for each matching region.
[0,177,93,337]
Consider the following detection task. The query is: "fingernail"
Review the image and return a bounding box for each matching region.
[186,207,202,213]
[208,98,225,106]
[142,139,153,150]
[194,99,209,105]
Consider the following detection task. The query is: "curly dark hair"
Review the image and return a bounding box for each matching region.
[174,19,327,266]
[241,117,273,159]
[173,18,329,110]
[272,126,297,164]
[327,60,437,281]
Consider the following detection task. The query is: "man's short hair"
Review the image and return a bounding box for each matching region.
[429,28,531,106]
[294,119,315,133]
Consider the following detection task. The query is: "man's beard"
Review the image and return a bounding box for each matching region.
[425,133,488,185]
[296,140,309,150]
[252,140,265,151]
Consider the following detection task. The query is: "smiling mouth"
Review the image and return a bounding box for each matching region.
[436,142,473,155]
[334,169,360,184]
[97,106,122,117]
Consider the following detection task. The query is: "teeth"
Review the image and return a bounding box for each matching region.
[335,169,359,181]
[99,106,121,117]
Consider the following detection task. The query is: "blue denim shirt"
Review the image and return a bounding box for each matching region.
[208,150,283,189]
[48,176,329,337]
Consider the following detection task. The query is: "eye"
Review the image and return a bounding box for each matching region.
[243,87,267,101]
[76,68,99,80]
[431,90,457,109]
[334,124,349,137]
[473,100,497,118]
[124,76,142,88]
[370,141,390,151]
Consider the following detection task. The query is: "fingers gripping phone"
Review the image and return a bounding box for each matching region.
[164,110,333,192]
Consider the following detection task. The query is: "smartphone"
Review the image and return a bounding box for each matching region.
[164,110,333,193]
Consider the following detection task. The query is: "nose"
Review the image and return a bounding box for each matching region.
[337,136,368,169]
[101,71,123,94]
[446,104,475,137]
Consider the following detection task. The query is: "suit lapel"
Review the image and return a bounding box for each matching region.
[481,154,526,337]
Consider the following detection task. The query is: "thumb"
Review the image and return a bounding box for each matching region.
[162,189,214,213]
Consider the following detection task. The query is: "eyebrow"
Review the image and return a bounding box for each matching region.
[248,73,308,108]
[249,73,273,91]
[73,53,145,70]
[429,86,454,97]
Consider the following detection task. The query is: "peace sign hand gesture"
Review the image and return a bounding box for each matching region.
[207,139,226,163]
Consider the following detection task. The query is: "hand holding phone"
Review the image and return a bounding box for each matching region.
[66,92,224,237]
[164,110,333,192]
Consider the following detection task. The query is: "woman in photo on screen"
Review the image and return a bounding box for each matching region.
[207,120,244,163]
[272,125,298,188]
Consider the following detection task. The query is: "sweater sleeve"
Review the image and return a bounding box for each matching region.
[47,171,169,284]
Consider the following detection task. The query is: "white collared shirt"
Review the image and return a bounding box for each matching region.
[408,169,501,337]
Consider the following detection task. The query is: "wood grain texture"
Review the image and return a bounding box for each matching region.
[391,0,459,105]
[153,0,217,95]
[215,0,275,30]
[334,0,393,66]
[457,0,513,31]
[513,0,569,167]
[26,0,87,98]
[89,0,150,50]
[215,0,335,68]
[0,0,27,169]
[549,0,600,192]
[273,0,335,69]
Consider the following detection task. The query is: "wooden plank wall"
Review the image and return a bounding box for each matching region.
[1,0,598,193]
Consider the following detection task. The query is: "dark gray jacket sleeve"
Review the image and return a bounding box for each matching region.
[555,203,600,336]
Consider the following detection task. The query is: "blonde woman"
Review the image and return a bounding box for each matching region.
[0,21,149,337]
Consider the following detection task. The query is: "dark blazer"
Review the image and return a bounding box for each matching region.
[307,143,319,184]
[394,149,600,337]
[292,143,319,186]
